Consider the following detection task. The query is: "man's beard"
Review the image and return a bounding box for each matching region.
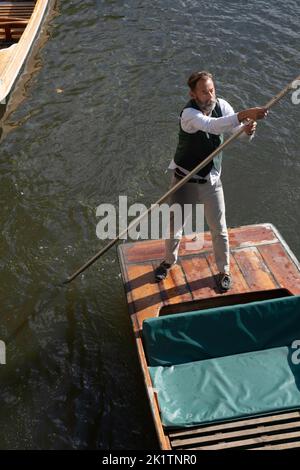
[197,97,217,114]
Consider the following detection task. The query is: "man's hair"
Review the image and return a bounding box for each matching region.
[187,71,213,90]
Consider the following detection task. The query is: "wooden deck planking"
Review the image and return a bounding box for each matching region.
[121,224,278,264]
[251,441,300,450]
[168,409,300,450]
[193,430,300,450]
[233,247,278,291]
[228,224,278,246]
[259,243,300,295]
[153,260,192,306]
[180,255,218,300]
[171,420,300,448]
[169,411,300,439]
[119,224,300,331]
[206,251,250,295]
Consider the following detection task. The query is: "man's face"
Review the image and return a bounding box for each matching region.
[190,78,216,114]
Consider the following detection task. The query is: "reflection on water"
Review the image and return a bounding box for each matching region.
[0,0,299,449]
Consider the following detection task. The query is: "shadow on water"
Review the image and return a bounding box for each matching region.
[0,270,159,449]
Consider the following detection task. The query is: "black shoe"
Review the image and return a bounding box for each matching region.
[216,272,232,292]
[154,261,172,282]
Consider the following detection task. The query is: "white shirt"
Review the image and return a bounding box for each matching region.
[168,98,252,184]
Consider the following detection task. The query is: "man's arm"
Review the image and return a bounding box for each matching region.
[222,99,266,124]
[220,100,256,139]
[181,107,240,135]
[181,100,267,135]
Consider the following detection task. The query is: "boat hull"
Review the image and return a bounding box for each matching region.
[118,223,300,449]
[0,0,50,103]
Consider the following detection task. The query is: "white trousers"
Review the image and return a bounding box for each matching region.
[164,173,230,274]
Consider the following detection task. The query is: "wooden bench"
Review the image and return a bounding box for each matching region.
[168,410,300,450]
[0,18,28,41]
[0,2,35,41]
[0,1,35,19]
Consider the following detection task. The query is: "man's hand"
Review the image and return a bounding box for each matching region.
[238,107,268,123]
[243,119,257,135]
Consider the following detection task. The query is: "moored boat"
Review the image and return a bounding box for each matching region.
[0,0,50,103]
[118,223,300,450]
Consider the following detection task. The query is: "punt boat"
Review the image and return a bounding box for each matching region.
[118,223,300,450]
[0,0,50,103]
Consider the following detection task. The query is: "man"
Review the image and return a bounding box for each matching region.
[155,71,268,291]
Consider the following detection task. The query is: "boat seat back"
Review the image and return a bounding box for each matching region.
[143,295,300,366]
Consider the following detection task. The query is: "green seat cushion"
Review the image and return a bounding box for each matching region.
[149,346,300,428]
[143,295,300,366]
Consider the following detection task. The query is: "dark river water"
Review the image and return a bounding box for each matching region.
[0,0,299,450]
